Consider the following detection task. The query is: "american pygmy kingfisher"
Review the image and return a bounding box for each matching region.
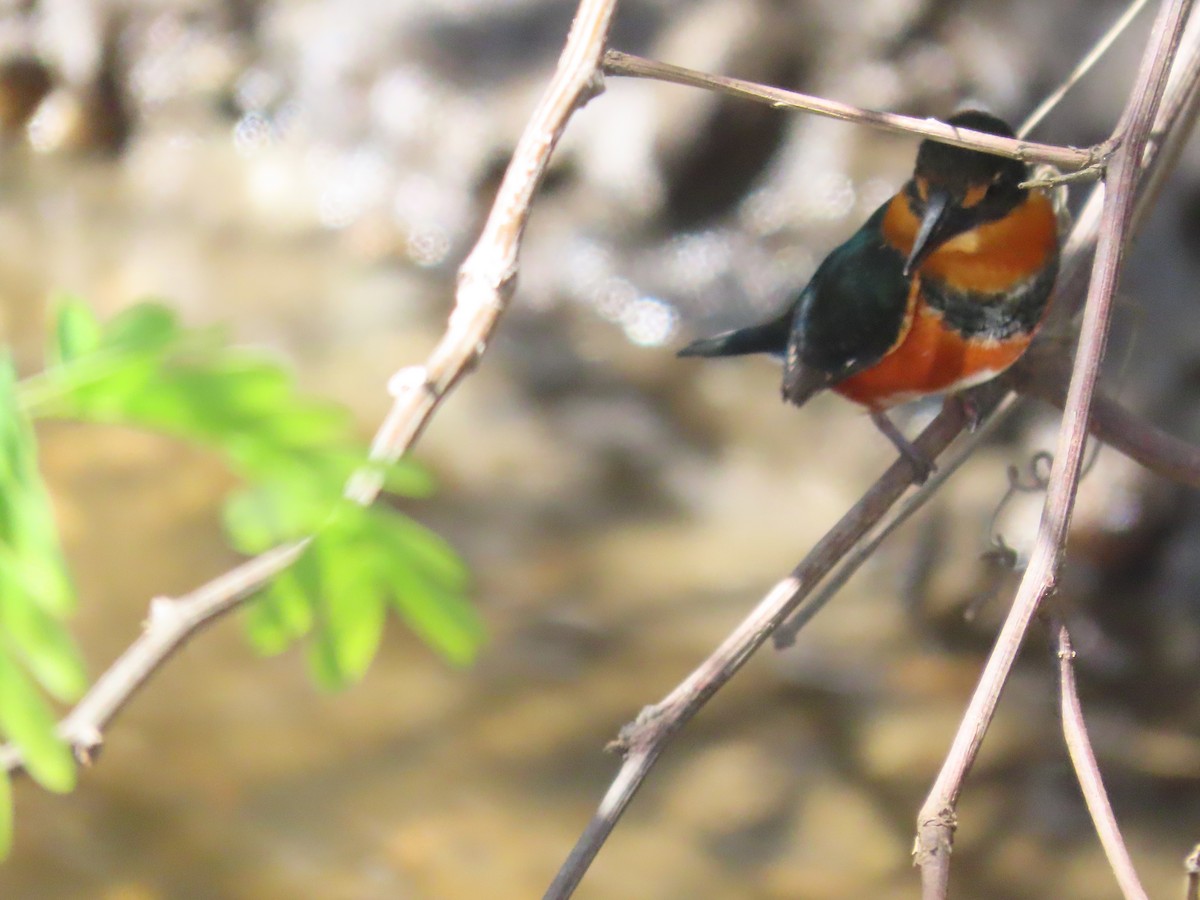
[678,110,1061,482]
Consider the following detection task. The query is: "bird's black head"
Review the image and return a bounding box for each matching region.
[904,110,1029,276]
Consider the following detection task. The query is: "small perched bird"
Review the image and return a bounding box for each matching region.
[679,110,1061,481]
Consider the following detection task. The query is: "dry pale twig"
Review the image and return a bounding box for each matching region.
[0,0,620,774]
[0,543,309,771]
[915,1,1194,896]
[1055,623,1149,900]
[1186,844,1200,900]
[602,49,1108,171]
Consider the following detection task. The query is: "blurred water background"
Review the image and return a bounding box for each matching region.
[4,0,1200,897]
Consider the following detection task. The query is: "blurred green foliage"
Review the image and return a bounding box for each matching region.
[0,297,481,858]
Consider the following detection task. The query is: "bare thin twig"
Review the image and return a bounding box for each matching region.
[1018,0,1154,138]
[1056,623,1149,900]
[0,0,620,774]
[602,50,1109,170]
[0,542,308,770]
[1133,7,1200,227]
[915,2,1195,896]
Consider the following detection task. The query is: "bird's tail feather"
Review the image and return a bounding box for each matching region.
[677,316,789,359]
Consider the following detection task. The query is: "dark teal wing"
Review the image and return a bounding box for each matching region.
[783,202,910,406]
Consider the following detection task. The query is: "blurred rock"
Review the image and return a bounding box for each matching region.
[0,55,51,133]
[764,777,906,893]
[659,739,794,834]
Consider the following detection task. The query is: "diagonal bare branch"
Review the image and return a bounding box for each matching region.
[543,388,991,900]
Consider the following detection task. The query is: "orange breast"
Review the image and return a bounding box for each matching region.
[833,304,1032,409]
[845,188,1059,409]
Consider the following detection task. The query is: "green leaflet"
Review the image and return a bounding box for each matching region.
[243,553,316,656]
[0,354,85,814]
[369,508,482,667]
[48,297,102,366]
[240,499,482,688]
[308,510,389,688]
[0,653,75,794]
[0,567,87,701]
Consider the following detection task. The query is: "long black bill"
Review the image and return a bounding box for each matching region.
[904,188,954,277]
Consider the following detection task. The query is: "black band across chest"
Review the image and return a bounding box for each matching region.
[919,257,1059,341]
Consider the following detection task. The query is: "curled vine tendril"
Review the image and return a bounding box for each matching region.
[966,441,1103,621]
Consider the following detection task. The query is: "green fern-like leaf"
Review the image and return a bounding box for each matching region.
[31,299,480,689]
[0,297,479,858]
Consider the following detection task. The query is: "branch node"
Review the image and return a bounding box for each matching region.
[609,703,667,755]
[913,807,958,865]
[1091,136,1123,165]
[146,595,182,630]
[387,365,432,399]
[70,726,103,766]
[1187,844,1200,873]
[580,69,606,107]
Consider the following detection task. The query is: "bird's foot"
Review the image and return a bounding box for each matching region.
[869,410,937,484]
[953,393,985,432]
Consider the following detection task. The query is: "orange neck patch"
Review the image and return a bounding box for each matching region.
[882,190,1058,293]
